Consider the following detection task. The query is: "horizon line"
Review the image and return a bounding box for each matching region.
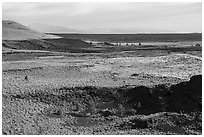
[48,32,202,34]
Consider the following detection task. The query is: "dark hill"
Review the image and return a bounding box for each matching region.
[2,20,93,53]
[2,38,93,53]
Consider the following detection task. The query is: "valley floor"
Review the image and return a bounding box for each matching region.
[2,52,202,135]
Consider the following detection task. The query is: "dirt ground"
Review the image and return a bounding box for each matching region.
[2,52,202,135]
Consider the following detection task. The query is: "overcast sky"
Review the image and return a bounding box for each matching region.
[2,2,202,33]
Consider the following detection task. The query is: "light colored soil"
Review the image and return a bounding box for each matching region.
[2,53,201,90]
[2,20,60,40]
[2,53,202,135]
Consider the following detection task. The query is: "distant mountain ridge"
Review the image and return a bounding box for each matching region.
[28,23,80,33]
[78,27,175,34]
[28,22,175,34]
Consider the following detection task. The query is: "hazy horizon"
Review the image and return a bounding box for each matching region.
[2,2,202,33]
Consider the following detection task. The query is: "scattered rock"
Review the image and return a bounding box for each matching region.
[43,107,62,118]
[119,118,152,129]
[157,124,186,134]
[66,112,89,117]
[25,75,28,81]
[99,109,114,117]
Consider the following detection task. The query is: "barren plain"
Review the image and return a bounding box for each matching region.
[2,20,202,135]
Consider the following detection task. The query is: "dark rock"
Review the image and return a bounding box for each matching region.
[167,75,202,113]
[44,107,62,118]
[25,75,28,81]
[129,118,151,129]
[131,73,139,77]
[99,109,113,117]
[2,131,7,135]
[120,75,202,114]
[52,110,62,116]
[189,75,202,93]
[121,86,164,114]
[119,118,152,129]
[67,112,89,117]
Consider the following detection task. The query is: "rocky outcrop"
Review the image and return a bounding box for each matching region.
[9,75,202,117]
[121,75,202,114]
[166,75,202,113]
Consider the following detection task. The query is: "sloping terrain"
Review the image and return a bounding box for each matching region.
[3,38,93,53]
[2,20,202,135]
[2,20,60,40]
[2,20,93,53]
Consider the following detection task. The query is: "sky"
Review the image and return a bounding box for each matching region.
[2,2,202,33]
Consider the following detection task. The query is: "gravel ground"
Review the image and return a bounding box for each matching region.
[2,53,202,135]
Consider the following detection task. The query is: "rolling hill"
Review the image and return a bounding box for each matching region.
[2,20,61,40]
[2,20,93,53]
